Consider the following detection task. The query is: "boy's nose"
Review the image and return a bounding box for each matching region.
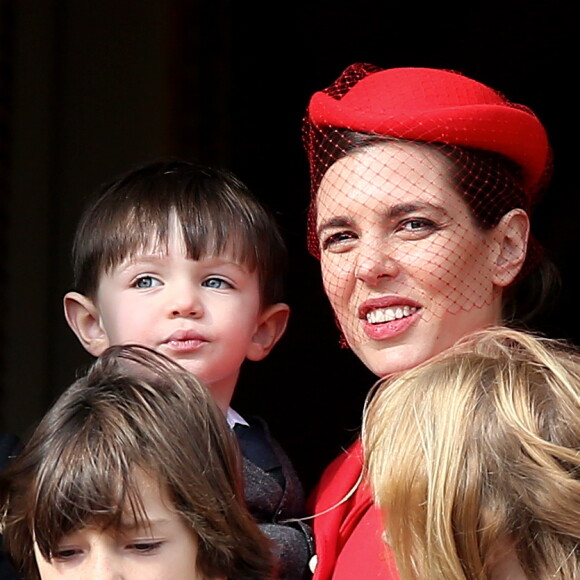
[81,550,123,580]
[168,288,203,318]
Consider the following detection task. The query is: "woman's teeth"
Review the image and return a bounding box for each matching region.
[366,306,417,324]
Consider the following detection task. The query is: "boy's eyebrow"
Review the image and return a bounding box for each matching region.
[112,255,164,274]
[118,517,172,531]
[116,252,166,267]
[115,251,253,275]
[125,250,168,261]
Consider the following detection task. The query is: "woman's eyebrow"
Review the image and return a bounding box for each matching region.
[316,216,352,238]
[387,202,447,218]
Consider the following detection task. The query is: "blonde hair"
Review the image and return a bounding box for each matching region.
[362,326,580,579]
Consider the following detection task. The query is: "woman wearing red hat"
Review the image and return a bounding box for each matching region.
[302,63,557,579]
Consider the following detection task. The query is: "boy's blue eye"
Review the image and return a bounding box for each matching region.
[202,277,232,289]
[134,276,161,289]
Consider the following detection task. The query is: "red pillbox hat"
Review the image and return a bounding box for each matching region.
[306,64,550,195]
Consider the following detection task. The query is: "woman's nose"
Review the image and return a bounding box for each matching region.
[355,241,399,285]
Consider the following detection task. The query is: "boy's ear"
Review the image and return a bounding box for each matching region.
[491,208,530,287]
[246,303,290,362]
[63,292,111,356]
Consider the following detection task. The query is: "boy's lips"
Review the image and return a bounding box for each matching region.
[163,329,209,350]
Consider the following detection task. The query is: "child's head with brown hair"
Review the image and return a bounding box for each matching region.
[69,158,287,305]
[63,159,290,411]
[362,326,580,580]
[0,344,275,580]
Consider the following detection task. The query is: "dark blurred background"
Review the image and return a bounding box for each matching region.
[0,0,575,492]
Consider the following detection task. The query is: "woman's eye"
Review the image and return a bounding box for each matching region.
[321,231,357,250]
[399,218,437,233]
[202,277,232,289]
[134,275,161,289]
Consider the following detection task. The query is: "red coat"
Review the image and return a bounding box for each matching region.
[308,439,400,580]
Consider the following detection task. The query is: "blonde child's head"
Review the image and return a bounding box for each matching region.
[363,326,580,580]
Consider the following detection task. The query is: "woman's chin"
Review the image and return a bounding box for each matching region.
[355,344,433,378]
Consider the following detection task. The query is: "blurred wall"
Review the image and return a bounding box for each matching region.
[2,0,177,430]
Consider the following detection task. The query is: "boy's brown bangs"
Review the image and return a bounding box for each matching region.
[72,160,287,303]
[177,198,260,270]
[32,428,146,559]
[96,193,261,277]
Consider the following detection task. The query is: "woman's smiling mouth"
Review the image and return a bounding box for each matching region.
[366,305,418,324]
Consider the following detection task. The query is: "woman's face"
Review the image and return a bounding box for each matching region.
[316,141,511,377]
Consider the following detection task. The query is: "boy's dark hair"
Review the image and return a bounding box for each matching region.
[0,344,274,580]
[71,159,287,306]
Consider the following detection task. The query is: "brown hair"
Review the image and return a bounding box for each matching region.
[0,344,274,580]
[363,326,580,579]
[71,159,287,306]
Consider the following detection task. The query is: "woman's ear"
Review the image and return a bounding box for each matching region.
[63,292,110,356]
[492,209,530,287]
[246,303,290,362]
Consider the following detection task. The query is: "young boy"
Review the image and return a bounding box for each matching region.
[62,159,313,580]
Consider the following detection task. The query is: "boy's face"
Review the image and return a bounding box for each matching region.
[69,222,287,411]
[34,469,220,580]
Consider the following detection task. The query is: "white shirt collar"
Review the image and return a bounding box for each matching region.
[226,407,249,429]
